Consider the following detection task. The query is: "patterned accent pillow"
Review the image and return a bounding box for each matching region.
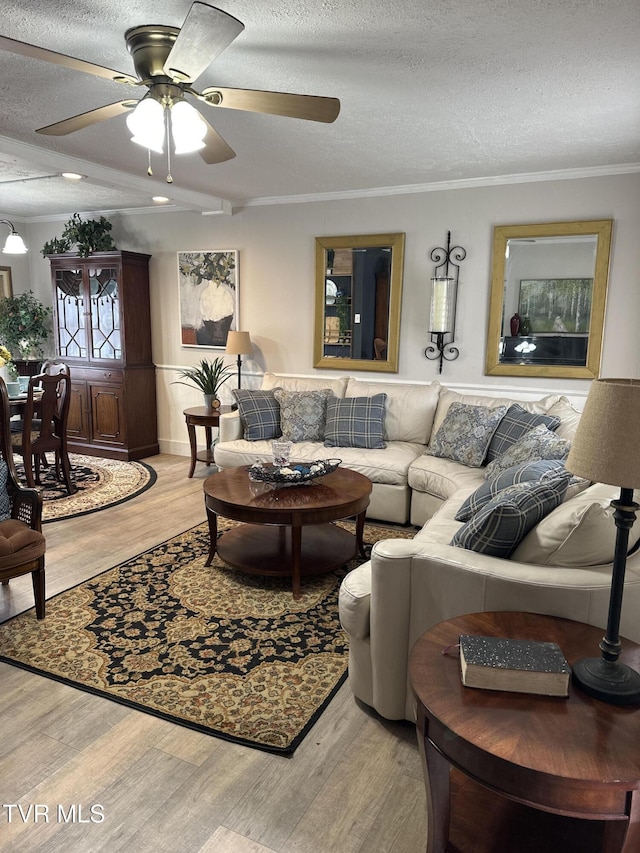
[455,460,570,522]
[451,477,569,558]
[324,394,387,449]
[484,423,571,480]
[273,389,333,442]
[428,403,507,468]
[0,461,10,521]
[485,404,561,462]
[232,388,282,441]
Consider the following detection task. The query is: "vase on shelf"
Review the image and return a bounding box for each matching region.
[520,315,531,336]
[510,313,521,336]
[203,394,220,412]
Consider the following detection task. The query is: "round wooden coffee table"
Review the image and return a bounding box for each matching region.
[203,465,372,598]
[409,612,640,853]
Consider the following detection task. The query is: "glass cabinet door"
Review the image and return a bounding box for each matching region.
[54,268,87,359]
[89,267,122,360]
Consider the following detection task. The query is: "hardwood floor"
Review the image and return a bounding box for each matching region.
[0,454,427,853]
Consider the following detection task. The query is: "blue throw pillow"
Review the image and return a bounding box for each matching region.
[324,394,387,449]
[233,388,282,441]
[455,459,569,522]
[485,404,561,463]
[0,461,11,521]
[428,403,507,468]
[451,477,569,559]
[484,424,571,480]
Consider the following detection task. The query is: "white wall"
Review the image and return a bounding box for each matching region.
[18,171,640,456]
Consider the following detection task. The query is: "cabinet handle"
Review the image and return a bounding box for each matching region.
[104,372,111,378]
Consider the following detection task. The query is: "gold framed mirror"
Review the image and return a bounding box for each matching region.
[314,233,405,372]
[485,219,613,379]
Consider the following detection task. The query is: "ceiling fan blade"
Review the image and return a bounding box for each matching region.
[164,2,244,83]
[199,116,236,164]
[36,102,135,136]
[0,34,137,84]
[198,86,340,123]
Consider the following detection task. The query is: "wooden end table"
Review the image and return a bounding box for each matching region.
[203,465,372,598]
[409,611,640,853]
[183,405,233,478]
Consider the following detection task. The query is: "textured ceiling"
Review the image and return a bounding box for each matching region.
[0,0,639,219]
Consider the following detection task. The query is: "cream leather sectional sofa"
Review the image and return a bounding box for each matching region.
[214,372,640,722]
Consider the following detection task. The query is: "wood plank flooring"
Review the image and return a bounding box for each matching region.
[0,454,427,853]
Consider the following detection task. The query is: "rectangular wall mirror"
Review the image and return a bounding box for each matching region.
[485,219,613,379]
[314,233,405,372]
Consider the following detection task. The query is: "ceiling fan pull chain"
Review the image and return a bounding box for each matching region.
[147,147,153,177]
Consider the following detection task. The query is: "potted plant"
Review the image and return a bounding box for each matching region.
[0,290,52,359]
[173,357,235,410]
[42,213,116,258]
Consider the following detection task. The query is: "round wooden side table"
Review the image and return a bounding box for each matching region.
[183,405,233,478]
[409,611,640,853]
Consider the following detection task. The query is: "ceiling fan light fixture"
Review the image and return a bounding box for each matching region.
[126,97,165,154]
[171,100,207,154]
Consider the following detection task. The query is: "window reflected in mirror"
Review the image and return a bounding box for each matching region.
[314,233,405,372]
[485,220,612,379]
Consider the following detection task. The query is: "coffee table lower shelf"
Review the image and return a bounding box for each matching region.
[216,523,357,579]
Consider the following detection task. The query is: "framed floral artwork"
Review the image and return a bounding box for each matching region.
[0,266,13,298]
[178,250,239,348]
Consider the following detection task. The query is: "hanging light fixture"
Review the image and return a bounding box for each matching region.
[0,220,28,254]
[126,94,208,182]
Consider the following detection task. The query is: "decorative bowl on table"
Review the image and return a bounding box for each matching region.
[248,458,341,485]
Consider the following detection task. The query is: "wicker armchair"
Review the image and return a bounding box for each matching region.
[0,378,47,619]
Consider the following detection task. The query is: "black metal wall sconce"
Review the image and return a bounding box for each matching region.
[424,230,466,373]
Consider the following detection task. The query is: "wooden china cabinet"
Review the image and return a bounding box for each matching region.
[48,250,159,461]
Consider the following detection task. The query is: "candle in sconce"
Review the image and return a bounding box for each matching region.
[430,277,451,333]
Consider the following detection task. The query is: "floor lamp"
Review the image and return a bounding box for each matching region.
[225,331,252,390]
[565,377,640,705]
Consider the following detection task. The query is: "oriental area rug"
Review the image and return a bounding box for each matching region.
[0,519,413,754]
[14,453,157,522]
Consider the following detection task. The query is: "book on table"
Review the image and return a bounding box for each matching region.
[459,634,571,697]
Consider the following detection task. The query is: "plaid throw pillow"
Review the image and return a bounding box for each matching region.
[451,477,569,559]
[485,404,561,463]
[232,388,282,441]
[484,424,571,480]
[324,394,387,449]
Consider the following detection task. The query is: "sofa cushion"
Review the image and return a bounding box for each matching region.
[232,388,282,441]
[455,459,571,522]
[451,477,569,558]
[430,388,560,438]
[0,461,11,521]
[408,454,486,501]
[546,396,583,441]
[486,404,561,462]
[346,379,440,444]
[512,483,640,566]
[428,403,507,467]
[484,424,571,479]
[324,394,387,449]
[261,371,348,399]
[273,388,332,442]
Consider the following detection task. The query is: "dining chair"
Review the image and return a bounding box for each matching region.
[11,370,76,495]
[0,378,47,619]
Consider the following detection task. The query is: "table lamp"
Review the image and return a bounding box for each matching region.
[565,377,640,705]
[225,331,252,390]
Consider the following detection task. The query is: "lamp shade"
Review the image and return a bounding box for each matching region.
[126,98,165,153]
[565,378,640,488]
[225,331,252,356]
[2,231,28,254]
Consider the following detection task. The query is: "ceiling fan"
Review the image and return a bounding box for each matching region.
[0,2,340,178]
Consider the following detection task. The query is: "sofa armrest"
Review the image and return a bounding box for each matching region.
[218,411,243,442]
[365,538,640,720]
